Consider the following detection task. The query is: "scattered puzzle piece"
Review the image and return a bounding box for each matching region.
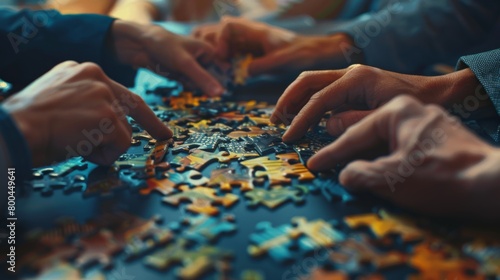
[172,150,239,171]
[163,186,239,215]
[344,210,425,242]
[241,153,315,186]
[244,186,308,209]
[74,230,121,269]
[29,262,106,280]
[170,214,236,243]
[248,221,295,262]
[140,170,208,196]
[289,217,344,253]
[209,168,256,192]
[145,238,233,279]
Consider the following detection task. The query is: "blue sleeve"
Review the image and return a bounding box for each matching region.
[0,106,31,180]
[456,48,500,142]
[330,0,500,73]
[0,8,136,91]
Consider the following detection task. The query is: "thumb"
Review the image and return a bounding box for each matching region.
[327,110,373,136]
[248,48,292,76]
[339,157,399,198]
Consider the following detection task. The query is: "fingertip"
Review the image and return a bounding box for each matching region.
[327,117,345,137]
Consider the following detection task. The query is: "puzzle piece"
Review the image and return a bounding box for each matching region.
[248,221,295,262]
[241,153,315,186]
[228,126,280,139]
[289,217,344,253]
[163,186,239,215]
[167,92,215,110]
[140,170,208,196]
[242,134,292,156]
[170,214,236,243]
[32,157,88,178]
[74,229,121,269]
[233,54,253,85]
[30,262,106,280]
[209,168,256,192]
[172,133,226,153]
[344,210,425,242]
[244,186,308,209]
[84,177,126,197]
[409,240,482,280]
[306,269,349,280]
[218,140,259,159]
[328,235,406,273]
[463,240,500,277]
[172,149,239,171]
[145,238,233,279]
[187,120,233,134]
[32,175,87,196]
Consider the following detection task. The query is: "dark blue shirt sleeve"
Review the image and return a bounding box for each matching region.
[457,48,500,142]
[0,8,136,91]
[0,106,31,179]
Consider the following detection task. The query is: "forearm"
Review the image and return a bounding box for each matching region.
[329,0,500,73]
[0,9,136,90]
[109,0,160,24]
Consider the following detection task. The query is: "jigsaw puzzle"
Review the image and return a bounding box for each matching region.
[20,84,500,280]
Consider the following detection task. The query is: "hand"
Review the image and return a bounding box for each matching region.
[307,96,500,222]
[193,17,354,76]
[2,61,172,167]
[110,20,224,96]
[272,65,494,142]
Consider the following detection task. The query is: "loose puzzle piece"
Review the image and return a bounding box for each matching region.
[84,177,126,197]
[163,186,239,215]
[32,157,88,178]
[172,133,226,153]
[91,212,174,260]
[242,134,292,156]
[463,241,500,277]
[140,170,208,196]
[74,230,121,269]
[328,235,406,273]
[170,214,236,243]
[289,217,345,253]
[29,262,106,280]
[240,270,265,280]
[228,126,280,139]
[233,54,253,85]
[145,238,233,279]
[344,210,425,242]
[305,269,349,280]
[187,120,233,134]
[248,221,295,262]
[241,153,315,186]
[408,240,482,280]
[32,175,87,196]
[218,140,259,159]
[209,168,256,192]
[244,186,308,209]
[172,149,239,171]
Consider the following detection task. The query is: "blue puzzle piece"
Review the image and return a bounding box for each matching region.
[248,221,295,262]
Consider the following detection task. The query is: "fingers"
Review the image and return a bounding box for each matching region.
[271,70,345,125]
[326,110,373,136]
[177,53,225,96]
[106,79,173,140]
[339,157,399,199]
[307,96,426,172]
[281,66,369,142]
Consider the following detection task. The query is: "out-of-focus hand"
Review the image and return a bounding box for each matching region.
[3,61,172,167]
[272,65,493,142]
[308,96,500,222]
[110,20,224,96]
[193,16,354,76]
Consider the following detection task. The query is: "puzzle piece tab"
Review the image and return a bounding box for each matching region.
[163,186,239,215]
[244,186,308,209]
[344,210,425,242]
[145,238,233,279]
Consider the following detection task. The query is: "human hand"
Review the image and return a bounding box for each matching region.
[193,16,354,76]
[110,20,224,96]
[272,65,492,142]
[2,61,172,167]
[308,96,500,222]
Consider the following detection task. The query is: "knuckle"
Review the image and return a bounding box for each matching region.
[80,62,105,77]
